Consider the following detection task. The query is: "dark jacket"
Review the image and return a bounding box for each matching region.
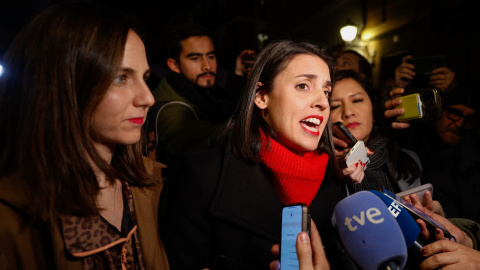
[422,130,480,224]
[0,157,169,270]
[450,218,480,251]
[160,146,358,270]
[151,77,222,166]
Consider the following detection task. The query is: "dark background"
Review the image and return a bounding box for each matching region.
[0,0,344,71]
[1,0,479,90]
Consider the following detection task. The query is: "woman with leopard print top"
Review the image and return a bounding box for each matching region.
[0,3,169,269]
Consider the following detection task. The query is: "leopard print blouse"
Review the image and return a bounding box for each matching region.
[60,182,145,270]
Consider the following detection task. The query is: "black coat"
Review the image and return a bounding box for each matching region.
[422,131,480,224]
[160,146,358,270]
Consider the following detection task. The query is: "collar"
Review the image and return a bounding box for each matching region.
[258,131,328,206]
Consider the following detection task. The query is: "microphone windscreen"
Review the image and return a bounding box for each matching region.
[334,191,407,270]
[370,190,421,247]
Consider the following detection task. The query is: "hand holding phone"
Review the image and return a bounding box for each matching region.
[396,93,423,121]
[396,183,433,205]
[332,122,357,166]
[332,122,369,170]
[345,140,369,169]
[332,122,357,148]
[281,204,310,270]
[242,53,257,69]
[381,188,452,240]
[407,55,445,89]
[407,55,445,77]
[395,88,442,122]
[271,220,328,270]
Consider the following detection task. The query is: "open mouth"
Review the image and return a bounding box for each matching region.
[300,117,322,134]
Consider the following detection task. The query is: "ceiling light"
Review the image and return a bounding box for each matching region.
[340,19,358,42]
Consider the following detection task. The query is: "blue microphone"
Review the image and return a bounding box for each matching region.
[334,191,407,270]
[370,189,427,263]
[370,190,422,247]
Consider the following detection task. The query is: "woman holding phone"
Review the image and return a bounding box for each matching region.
[0,3,169,269]
[330,70,421,193]
[160,40,356,269]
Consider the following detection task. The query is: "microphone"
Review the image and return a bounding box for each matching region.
[369,190,422,247]
[370,190,427,261]
[334,191,407,270]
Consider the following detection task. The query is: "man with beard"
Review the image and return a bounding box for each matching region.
[149,22,251,167]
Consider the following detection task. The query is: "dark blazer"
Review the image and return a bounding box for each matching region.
[160,146,358,270]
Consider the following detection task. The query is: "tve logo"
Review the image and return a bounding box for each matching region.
[344,208,384,232]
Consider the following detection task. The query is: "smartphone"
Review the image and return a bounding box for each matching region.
[396,88,442,122]
[332,122,357,148]
[242,53,257,69]
[281,204,310,270]
[396,183,433,205]
[407,55,445,89]
[407,55,445,77]
[381,188,452,240]
[345,140,369,169]
[396,93,423,121]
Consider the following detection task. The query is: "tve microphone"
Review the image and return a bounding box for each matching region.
[334,191,407,270]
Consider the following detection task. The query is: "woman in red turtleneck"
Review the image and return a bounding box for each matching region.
[160,40,358,270]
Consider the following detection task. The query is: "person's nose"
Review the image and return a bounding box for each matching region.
[342,102,354,119]
[201,56,211,72]
[454,116,466,129]
[134,79,155,108]
[312,90,329,111]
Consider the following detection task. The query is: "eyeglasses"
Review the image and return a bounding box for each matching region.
[445,106,476,128]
